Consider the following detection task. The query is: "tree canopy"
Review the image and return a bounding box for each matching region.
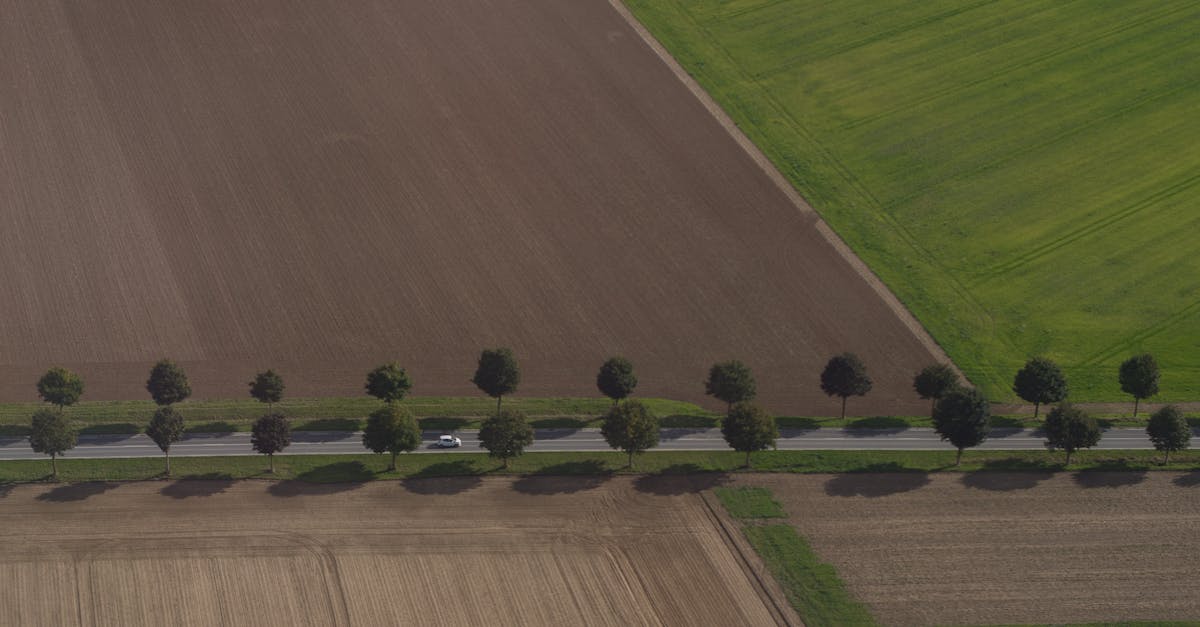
[362,404,422,471]
[1042,403,1100,466]
[364,362,412,404]
[1012,357,1067,417]
[596,357,638,404]
[146,359,192,406]
[1118,354,1159,417]
[820,353,872,419]
[37,367,84,409]
[29,408,78,479]
[600,399,659,468]
[251,413,291,473]
[913,364,959,417]
[146,406,185,477]
[472,348,521,410]
[478,408,534,468]
[704,360,757,409]
[1146,405,1189,464]
[931,387,990,465]
[721,402,778,467]
[249,370,286,408]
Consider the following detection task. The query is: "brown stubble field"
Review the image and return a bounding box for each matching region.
[745,472,1200,626]
[0,477,785,626]
[0,0,940,414]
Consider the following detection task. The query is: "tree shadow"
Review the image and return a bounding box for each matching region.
[530,417,590,429]
[1172,471,1200,487]
[775,416,821,431]
[0,425,30,437]
[824,464,931,497]
[633,465,728,496]
[843,417,910,436]
[402,461,483,495]
[512,461,612,495]
[659,428,706,441]
[185,421,237,434]
[1073,460,1147,488]
[267,461,373,497]
[530,428,580,440]
[36,482,121,502]
[961,461,1054,491]
[79,423,140,436]
[74,431,140,444]
[293,430,357,443]
[988,416,1027,429]
[160,473,236,499]
[0,484,15,499]
[420,417,470,431]
[659,415,717,428]
[294,418,360,432]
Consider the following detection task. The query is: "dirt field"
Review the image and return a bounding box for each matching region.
[745,472,1200,625]
[0,477,785,626]
[0,0,939,415]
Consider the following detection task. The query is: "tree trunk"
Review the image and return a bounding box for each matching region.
[840,396,847,420]
[745,450,752,468]
[496,396,502,413]
[955,448,962,466]
[503,456,509,470]
[390,451,397,472]
[1064,450,1072,466]
[1034,402,1040,418]
[268,453,275,474]
[1133,397,1139,418]
[51,453,58,480]
[930,398,937,419]
[165,449,171,478]
[1164,449,1170,465]
[628,450,634,469]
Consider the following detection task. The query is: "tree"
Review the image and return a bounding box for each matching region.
[146,406,185,477]
[820,353,872,419]
[721,402,778,468]
[477,408,533,469]
[1042,403,1101,466]
[248,370,285,411]
[36,367,84,410]
[29,408,77,480]
[472,348,520,412]
[932,387,990,466]
[1118,354,1159,418]
[146,359,192,406]
[596,357,638,405]
[601,400,659,468]
[1011,357,1067,418]
[364,362,412,404]
[913,364,959,418]
[362,404,422,471]
[251,413,291,473]
[704,361,757,411]
[1146,405,1190,465]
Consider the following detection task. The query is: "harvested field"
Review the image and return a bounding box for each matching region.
[744,472,1200,626]
[0,477,786,626]
[0,0,939,414]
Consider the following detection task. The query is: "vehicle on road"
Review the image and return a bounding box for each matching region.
[436,434,462,448]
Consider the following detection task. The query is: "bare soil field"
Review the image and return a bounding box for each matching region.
[745,472,1200,626]
[0,0,939,414]
[0,477,784,626]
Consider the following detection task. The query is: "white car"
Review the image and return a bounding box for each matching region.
[436,434,462,448]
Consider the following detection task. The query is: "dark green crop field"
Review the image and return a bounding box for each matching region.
[625,0,1200,401]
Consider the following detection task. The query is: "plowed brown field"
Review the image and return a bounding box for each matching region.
[0,0,940,414]
[745,472,1200,626]
[0,477,784,626]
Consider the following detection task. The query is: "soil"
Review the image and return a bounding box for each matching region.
[0,476,782,626]
[0,0,939,415]
[744,472,1200,626]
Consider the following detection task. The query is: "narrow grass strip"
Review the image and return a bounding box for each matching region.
[713,486,786,519]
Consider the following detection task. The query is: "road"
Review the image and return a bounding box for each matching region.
[0,427,1188,461]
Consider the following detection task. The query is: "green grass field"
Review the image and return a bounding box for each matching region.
[624,0,1200,401]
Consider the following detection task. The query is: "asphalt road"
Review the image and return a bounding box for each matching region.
[0,427,1187,461]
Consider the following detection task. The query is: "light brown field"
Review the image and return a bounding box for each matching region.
[0,0,940,415]
[0,477,786,626]
[744,472,1200,626]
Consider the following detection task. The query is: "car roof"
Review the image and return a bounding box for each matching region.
[439,434,454,439]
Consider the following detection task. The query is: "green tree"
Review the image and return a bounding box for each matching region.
[478,408,534,469]
[1042,403,1101,466]
[704,360,757,411]
[361,404,422,471]
[251,413,291,473]
[932,387,990,466]
[1118,354,1159,418]
[601,399,659,468]
[1012,357,1067,418]
[29,408,77,480]
[36,367,84,410]
[820,353,872,419]
[913,363,959,418]
[248,369,285,411]
[596,357,638,405]
[146,406,185,477]
[146,359,192,406]
[1145,405,1190,465]
[721,402,778,468]
[364,362,412,404]
[472,348,521,412]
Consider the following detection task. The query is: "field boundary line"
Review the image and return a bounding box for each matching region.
[697,490,800,627]
[610,0,961,377]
